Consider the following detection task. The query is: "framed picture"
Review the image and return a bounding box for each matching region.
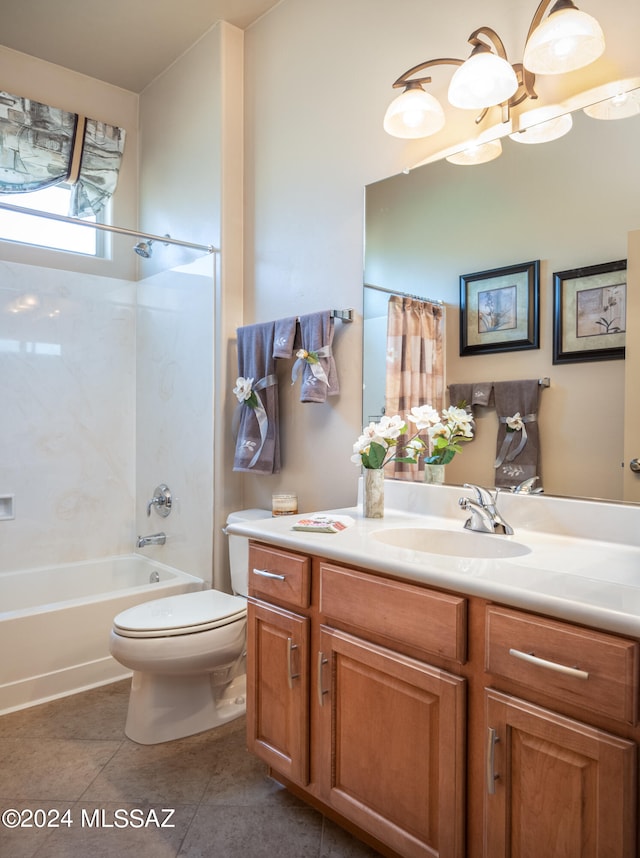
[459,260,539,356]
[553,259,626,364]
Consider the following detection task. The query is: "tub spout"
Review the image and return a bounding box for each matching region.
[136,532,166,548]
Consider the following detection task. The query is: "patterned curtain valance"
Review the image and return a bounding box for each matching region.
[0,91,126,218]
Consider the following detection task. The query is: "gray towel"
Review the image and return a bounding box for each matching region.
[233,321,280,474]
[493,379,540,489]
[292,311,339,403]
[273,316,297,358]
[449,382,494,408]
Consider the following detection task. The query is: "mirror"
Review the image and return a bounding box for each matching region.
[364,91,640,502]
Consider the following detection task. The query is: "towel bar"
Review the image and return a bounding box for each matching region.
[329,309,353,322]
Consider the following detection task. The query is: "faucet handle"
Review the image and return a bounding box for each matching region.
[147,484,172,518]
[463,483,495,506]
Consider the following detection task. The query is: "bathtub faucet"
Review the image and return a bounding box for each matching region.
[136,532,166,548]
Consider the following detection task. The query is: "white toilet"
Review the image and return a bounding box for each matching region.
[109,509,271,744]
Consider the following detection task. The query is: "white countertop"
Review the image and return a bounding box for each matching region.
[227,481,640,638]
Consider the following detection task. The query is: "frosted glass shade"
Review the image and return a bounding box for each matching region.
[584,91,640,120]
[446,139,502,165]
[523,7,605,74]
[383,87,446,138]
[510,112,573,144]
[448,53,518,109]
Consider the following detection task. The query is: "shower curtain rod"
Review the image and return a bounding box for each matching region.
[364,282,444,305]
[0,201,218,254]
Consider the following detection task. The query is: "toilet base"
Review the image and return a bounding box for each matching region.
[124,671,247,745]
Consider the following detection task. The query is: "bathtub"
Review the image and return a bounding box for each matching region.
[0,555,203,714]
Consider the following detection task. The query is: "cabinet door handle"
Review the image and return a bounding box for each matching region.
[317,651,329,706]
[486,727,499,795]
[286,638,299,689]
[253,567,286,581]
[508,648,590,680]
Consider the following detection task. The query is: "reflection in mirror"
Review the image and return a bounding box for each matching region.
[364,95,640,502]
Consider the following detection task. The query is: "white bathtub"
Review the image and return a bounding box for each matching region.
[0,555,203,714]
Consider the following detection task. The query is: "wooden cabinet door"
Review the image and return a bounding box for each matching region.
[484,689,637,858]
[317,626,466,858]
[246,599,310,785]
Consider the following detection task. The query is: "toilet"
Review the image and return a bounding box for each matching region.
[109,509,271,744]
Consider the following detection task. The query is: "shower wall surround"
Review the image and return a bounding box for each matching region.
[0,256,216,583]
[0,260,136,572]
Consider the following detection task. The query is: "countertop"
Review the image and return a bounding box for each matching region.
[227,483,640,638]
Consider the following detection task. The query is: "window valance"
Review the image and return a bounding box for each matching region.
[0,91,126,218]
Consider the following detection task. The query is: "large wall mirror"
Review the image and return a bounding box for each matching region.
[364,90,640,503]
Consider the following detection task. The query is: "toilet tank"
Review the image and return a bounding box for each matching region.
[226,509,272,597]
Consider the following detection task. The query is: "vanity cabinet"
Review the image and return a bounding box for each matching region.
[246,541,639,858]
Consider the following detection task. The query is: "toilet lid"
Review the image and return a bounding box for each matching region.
[113,589,246,638]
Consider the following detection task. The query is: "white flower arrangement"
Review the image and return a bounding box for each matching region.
[351,414,426,470]
[406,404,474,465]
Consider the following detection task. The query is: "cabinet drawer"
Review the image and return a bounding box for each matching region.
[486,605,639,724]
[319,563,467,663]
[249,543,311,609]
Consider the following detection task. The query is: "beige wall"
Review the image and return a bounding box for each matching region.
[243,0,640,511]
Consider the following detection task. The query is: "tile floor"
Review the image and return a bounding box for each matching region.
[0,680,382,858]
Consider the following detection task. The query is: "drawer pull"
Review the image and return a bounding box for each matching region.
[286,638,299,689]
[253,567,286,581]
[508,648,589,680]
[317,651,329,706]
[486,727,499,795]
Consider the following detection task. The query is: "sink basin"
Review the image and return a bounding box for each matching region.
[372,527,531,559]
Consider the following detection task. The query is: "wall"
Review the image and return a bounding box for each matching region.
[243,0,640,512]
[138,22,245,588]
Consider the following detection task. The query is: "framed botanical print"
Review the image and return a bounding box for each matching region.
[459,260,540,356]
[553,259,626,364]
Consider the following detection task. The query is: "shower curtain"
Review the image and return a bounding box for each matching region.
[384,295,445,480]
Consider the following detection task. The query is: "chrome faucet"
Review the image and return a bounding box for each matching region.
[458,484,514,535]
[510,476,543,494]
[136,532,166,548]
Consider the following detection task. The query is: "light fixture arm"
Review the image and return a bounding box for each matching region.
[392,57,463,91]
[467,26,510,60]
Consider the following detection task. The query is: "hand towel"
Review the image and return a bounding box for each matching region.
[291,311,339,403]
[273,316,297,359]
[233,321,280,474]
[493,379,541,489]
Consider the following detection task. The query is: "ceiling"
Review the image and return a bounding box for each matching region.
[0,0,282,92]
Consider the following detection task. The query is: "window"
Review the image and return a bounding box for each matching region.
[0,186,100,255]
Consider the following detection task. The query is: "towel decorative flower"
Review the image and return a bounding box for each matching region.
[233,376,259,408]
[495,411,532,467]
[291,347,330,387]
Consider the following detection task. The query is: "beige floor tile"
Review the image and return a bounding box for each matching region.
[320,818,384,857]
[0,801,72,858]
[81,728,234,805]
[0,683,131,742]
[0,739,121,802]
[177,804,323,858]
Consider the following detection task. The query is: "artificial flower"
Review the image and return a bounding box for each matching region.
[233,376,259,408]
[407,403,474,465]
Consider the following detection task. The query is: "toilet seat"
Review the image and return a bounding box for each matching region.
[113,589,246,638]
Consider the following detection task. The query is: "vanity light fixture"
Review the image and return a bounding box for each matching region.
[583,90,640,120]
[384,0,605,141]
[446,139,503,166]
[509,110,574,144]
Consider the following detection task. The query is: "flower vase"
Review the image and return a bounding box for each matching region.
[424,463,445,485]
[363,468,385,518]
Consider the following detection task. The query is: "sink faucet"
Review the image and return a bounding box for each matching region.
[458,484,514,535]
[510,476,543,494]
[136,532,166,548]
